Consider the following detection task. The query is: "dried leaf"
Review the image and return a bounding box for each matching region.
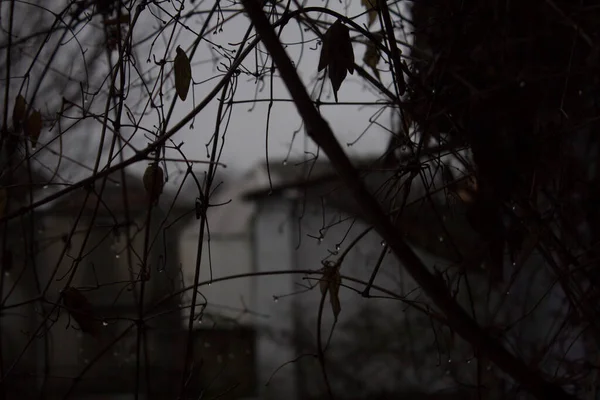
[143,162,164,204]
[319,273,328,296]
[363,34,381,80]
[321,262,342,318]
[318,20,355,102]
[174,46,192,101]
[62,287,99,336]
[329,267,341,318]
[318,31,331,72]
[24,109,42,148]
[361,0,378,27]
[12,94,26,131]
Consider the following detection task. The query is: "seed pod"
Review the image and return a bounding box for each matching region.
[143,162,164,205]
[174,46,192,101]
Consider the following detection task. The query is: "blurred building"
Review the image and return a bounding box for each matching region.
[1,169,189,399]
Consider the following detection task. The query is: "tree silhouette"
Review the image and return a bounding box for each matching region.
[0,0,598,399]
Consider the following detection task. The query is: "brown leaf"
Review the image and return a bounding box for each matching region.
[318,20,355,102]
[329,267,341,318]
[24,109,42,148]
[319,271,328,295]
[321,262,342,318]
[361,0,378,27]
[364,33,382,80]
[318,30,331,72]
[12,95,26,131]
[62,287,99,336]
[143,162,164,204]
[174,46,192,101]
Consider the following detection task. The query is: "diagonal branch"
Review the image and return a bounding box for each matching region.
[240,0,574,399]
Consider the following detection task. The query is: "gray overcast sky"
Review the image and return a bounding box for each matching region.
[7,0,411,199]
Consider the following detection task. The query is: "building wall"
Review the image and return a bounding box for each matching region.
[1,206,184,398]
[249,192,584,399]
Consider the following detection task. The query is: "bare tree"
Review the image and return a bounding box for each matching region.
[0,0,597,399]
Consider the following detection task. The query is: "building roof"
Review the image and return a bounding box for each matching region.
[242,156,385,201]
[242,156,485,265]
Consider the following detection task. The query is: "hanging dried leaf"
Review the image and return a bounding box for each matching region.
[143,162,164,205]
[24,109,42,148]
[321,261,342,318]
[318,20,355,102]
[361,0,378,27]
[363,33,382,80]
[174,46,192,101]
[62,287,99,336]
[12,94,26,131]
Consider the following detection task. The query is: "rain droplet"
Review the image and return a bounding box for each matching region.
[102,321,108,327]
[318,236,323,243]
[519,81,525,88]
[43,185,49,190]
[115,254,120,259]
[380,240,386,247]
[4,272,9,277]
[512,262,516,266]
[273,297,279,303]
[448,358,452,363]
[578,90,583,96]
[467,360,471,364]
[439,236,444,242]
[282,160,287,166]
[335,245,340,251]
[506,291,510,295]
